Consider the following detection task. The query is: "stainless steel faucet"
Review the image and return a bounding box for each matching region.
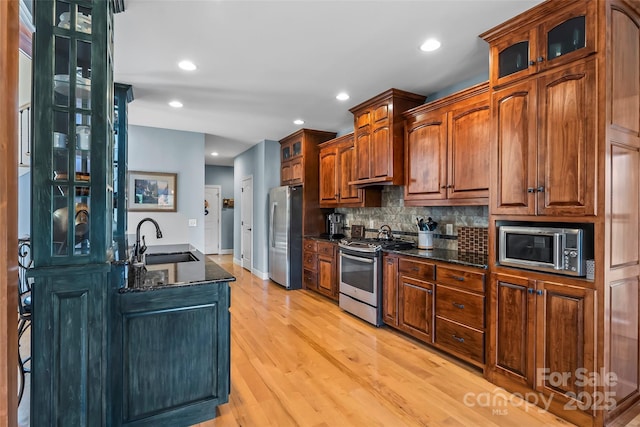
[133,217,163,263]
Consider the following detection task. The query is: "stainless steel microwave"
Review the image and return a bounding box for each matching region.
[498,226,584,276]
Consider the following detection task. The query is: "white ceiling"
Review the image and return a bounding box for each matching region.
[113,0,542,166]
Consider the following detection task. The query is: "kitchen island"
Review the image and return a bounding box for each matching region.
[111,245,234,427]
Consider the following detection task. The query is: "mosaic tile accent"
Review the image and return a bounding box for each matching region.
[336,186,489,251]
[458,227,489,255]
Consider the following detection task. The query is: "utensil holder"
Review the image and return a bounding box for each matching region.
[418,231,434,249]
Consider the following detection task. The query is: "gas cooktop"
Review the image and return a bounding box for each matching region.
[339,238,416,253]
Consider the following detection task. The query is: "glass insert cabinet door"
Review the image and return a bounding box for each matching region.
[32,0,114,266]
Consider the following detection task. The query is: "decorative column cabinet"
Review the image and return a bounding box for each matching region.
[30,0,116,424]
[113,83,133,251]
[482,1,640,426]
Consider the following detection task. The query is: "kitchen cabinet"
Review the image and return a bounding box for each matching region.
[303,239,338,301]
[30,1,116,424]
[403,83,490,206]
[113,83,133,251]
[349,88,425,186]
[279,128,336,186]
[383,254,487,367]
[491,57,596,216]
[488,272,595,426]
[318,133,381,208]
[483,0,596,88]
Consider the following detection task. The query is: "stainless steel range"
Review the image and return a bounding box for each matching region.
[338,238,415,326]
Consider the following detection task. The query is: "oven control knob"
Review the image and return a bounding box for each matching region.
[569,251,577,257]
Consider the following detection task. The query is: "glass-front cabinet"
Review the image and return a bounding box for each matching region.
[32,0,114,266]
[487,0,596,87]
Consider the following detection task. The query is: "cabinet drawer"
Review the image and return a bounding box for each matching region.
[435,318,484,364]
[303,240,317,252]
[303,268,317,291]
[436,265,485,292]
[399,258,435,281]
[435,285,484,329]
[303,252,317,270]
[317,242,335,257]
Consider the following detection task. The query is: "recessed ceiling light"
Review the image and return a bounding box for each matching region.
[178,60,197,71]
[420,38,441,52]
[336,92,350,101]
[211,152,219,156]
[293,119,304,125]
[169,100,183,108]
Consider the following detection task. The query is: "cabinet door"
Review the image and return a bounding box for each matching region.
[319,146,339,205]
[537,60,596,216]
[337,141,362,204]
[281,161,291,185]
[490,27,538,88]
[492,79,537,215]
[491,273,536,388]
[538,1,596,72]
[398,275,434,343]
[354,111,371,180]
[404,113,447,200]
[371,103,391,178]
[448,98,490,200]
[290,157,304,185]
[317,255,336,298]
[281,141,292,162]
[382,256,399,326]
[535,281,595,407]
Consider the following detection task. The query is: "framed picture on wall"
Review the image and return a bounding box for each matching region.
[128,171,177,212]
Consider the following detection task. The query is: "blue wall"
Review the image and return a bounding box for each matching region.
[205,165,234,251]
[426,72,489,102]
[233,139,280,277]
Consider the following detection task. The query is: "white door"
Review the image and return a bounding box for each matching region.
[241,176,253,271]
[204,185,221,254]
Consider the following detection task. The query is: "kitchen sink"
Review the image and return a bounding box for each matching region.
[145,251,199,265]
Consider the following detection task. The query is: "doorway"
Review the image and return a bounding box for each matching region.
[241,176,253,271]
[204,185,221,254]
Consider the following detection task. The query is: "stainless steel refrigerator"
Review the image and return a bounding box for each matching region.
[268,185,303,289]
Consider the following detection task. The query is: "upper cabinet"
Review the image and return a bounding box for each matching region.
[403,83,490,206]
[279,129,336,186]
[32,0,114,266]
[481,0,596,88]
[318,134,381,208]
[349,89,425,186]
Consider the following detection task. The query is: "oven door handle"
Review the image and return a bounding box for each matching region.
[341,253,374,264]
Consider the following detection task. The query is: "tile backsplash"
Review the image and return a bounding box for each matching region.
[336,186,488,252]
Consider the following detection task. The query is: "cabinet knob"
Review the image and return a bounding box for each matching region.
[537,56,545,63]
[528,288,534,294]
[441,185,447,189]
[537,290,543,296]
[427,289,433,295]
[448,185,454,189]
[450,275,465,282]
[529,60,536,66]
[452,302,465,309]
[527,187,535,193]
[537,186,545,193]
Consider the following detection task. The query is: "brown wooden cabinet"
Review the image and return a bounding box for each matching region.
[492,58,597,216]
[383,254,486,367]
[403,83,490,206]
[349,89,425,186]
[489,272,595,426]
[318,134,381,208]
[482,0,596,88]
[302,238,338,301]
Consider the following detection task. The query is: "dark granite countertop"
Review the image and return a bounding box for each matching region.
[382,248,488,269]
[119,244,236,293]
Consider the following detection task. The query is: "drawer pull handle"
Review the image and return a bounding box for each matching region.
[452,335,465,343]
[450,275,465,281]
[452,302,464,309]
[412,267,420,271]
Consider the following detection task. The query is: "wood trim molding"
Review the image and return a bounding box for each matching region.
[0,0,20,425]
[18,19,31,58]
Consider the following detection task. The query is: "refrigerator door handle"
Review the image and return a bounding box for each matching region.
[270,202,277,247]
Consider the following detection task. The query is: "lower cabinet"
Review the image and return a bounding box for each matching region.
[303,238,338,301]
[487,272,596,426]
[383,254,486,367]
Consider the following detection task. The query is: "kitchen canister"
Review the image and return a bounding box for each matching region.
[418,231,434,249]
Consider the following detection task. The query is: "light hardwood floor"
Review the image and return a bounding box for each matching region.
[196,255,597,427]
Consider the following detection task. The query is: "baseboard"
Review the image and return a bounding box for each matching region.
[252,268,269,280]
[219,249,233,255]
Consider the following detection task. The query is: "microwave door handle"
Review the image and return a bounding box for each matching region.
[554,233,564,270]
